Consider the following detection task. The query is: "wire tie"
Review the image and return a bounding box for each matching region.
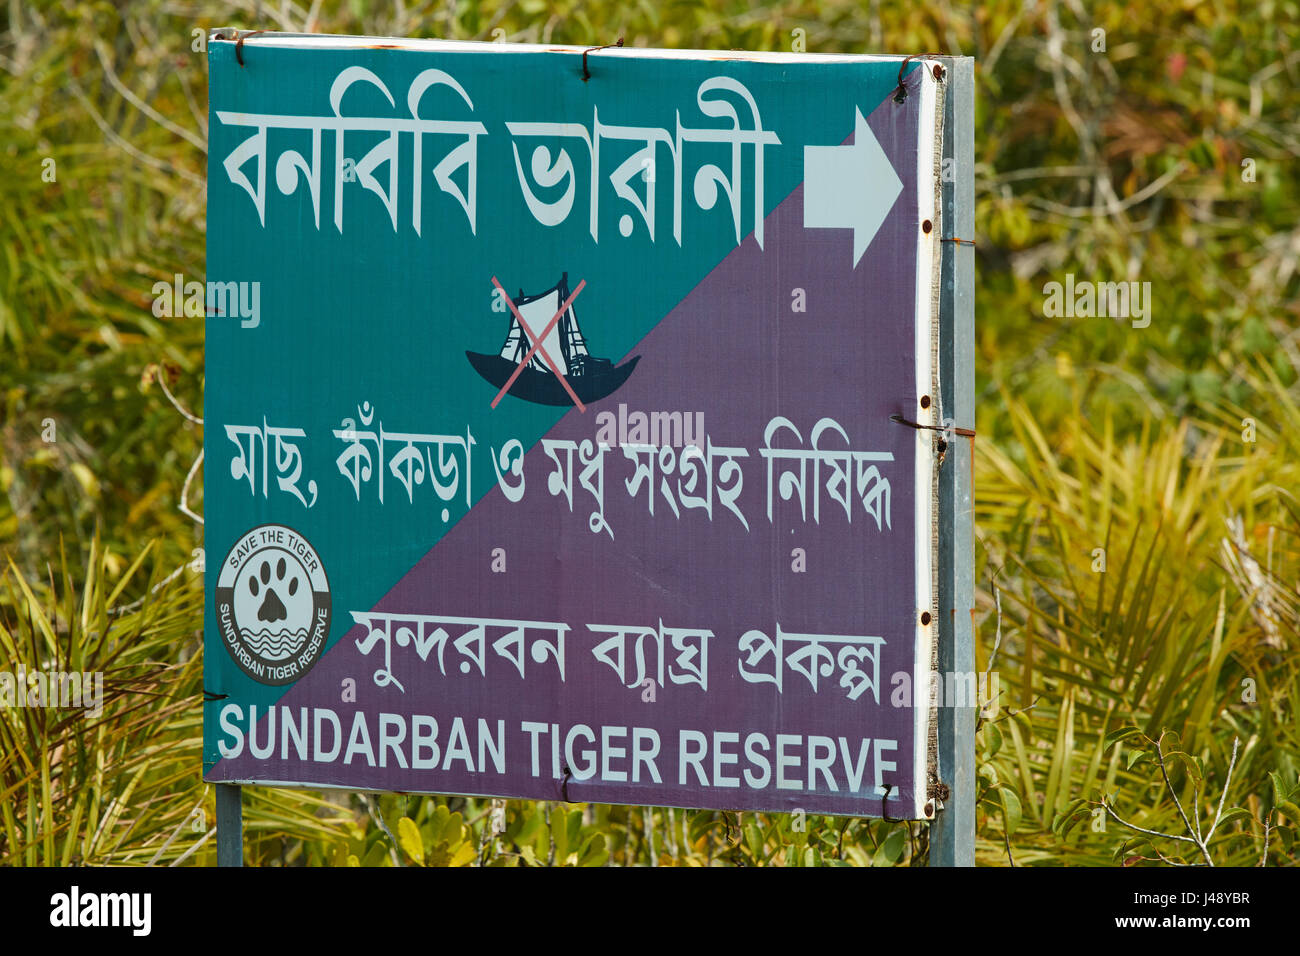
[582,37,624,81]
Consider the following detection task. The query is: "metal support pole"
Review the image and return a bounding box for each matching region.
[930,56,976,867]
[216,783,243,867]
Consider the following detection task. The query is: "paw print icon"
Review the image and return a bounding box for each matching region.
[247,556,300,623]
[216,525,332,685]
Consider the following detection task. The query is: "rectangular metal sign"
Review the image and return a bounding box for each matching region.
[204,35,946,818]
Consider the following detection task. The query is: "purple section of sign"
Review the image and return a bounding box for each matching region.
[209,79,927,816]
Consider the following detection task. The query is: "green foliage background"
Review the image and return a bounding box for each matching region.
[0,0,1297,865]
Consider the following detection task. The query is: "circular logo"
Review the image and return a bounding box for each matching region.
[215,524,331,685]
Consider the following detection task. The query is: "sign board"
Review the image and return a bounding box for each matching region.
[204,34,951,819]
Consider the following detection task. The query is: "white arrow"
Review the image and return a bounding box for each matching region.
[803,108,902,267]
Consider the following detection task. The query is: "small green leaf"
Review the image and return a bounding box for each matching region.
[1275,801,1300,827]
[1104,727,1144,750]
[1214,807,1251,829]
[566,809,582,853]
[427,804,451,842]
[449,841,476,867]
[397,816,425,866]
[1269,771,1297,804]
[986,722,1003,757]
[578,833,608,867]
[1164,751,1202,787]
[1001,788,1022,835]
[551,810,570,861]
[1055,799,1091,839]
[871,827,906,867]
[515,805,542,842]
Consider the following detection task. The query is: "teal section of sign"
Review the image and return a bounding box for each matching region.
[203,40,909,770]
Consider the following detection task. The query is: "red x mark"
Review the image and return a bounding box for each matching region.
[489,276,588,412]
